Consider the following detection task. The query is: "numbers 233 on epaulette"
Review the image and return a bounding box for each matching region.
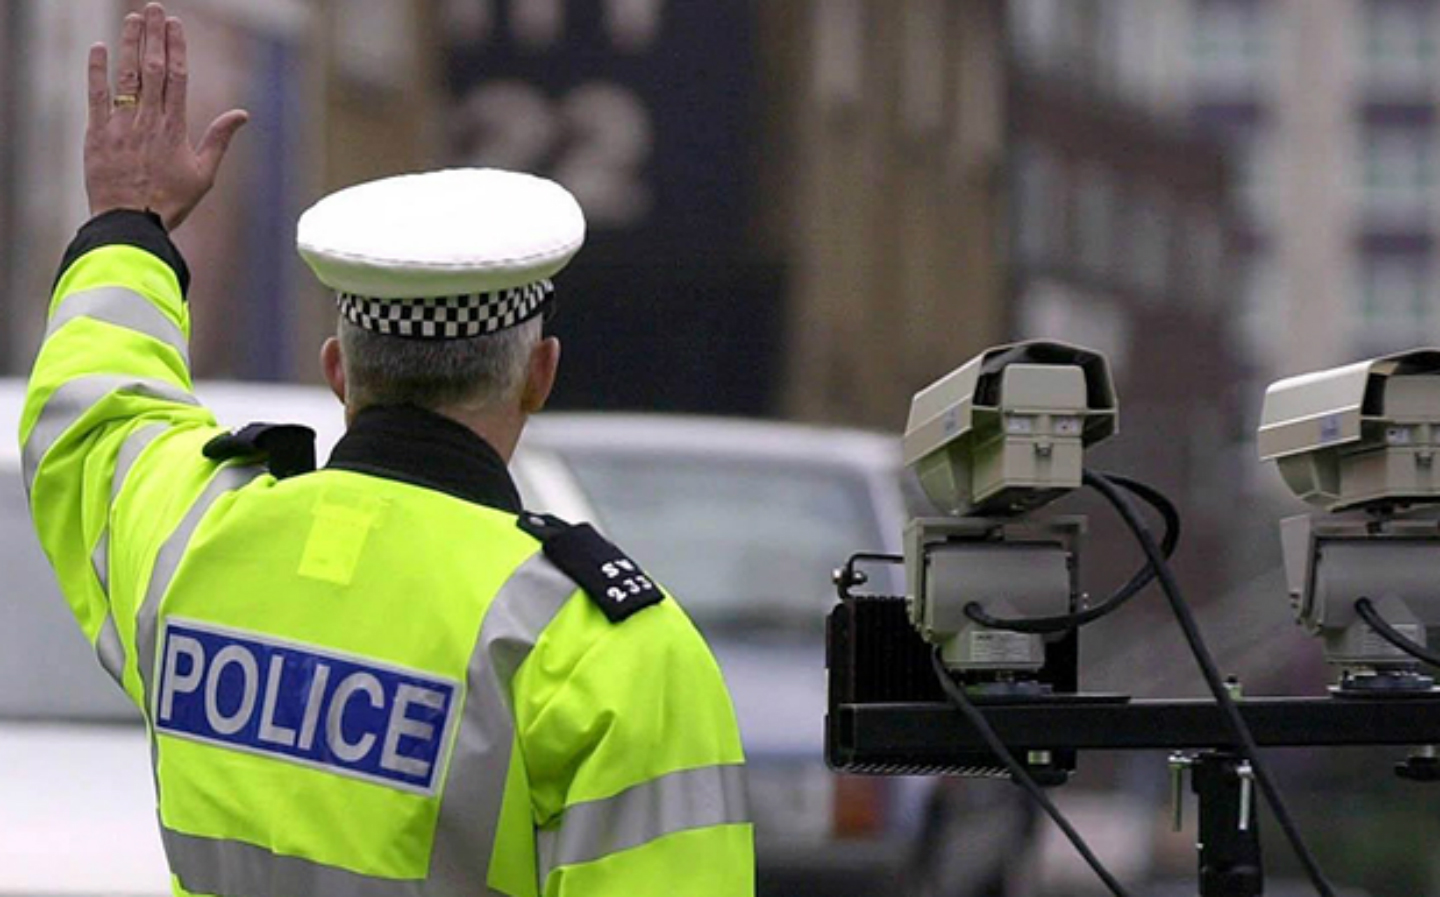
[518,514,664,623]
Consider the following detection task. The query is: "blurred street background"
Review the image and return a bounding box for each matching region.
[4,1,1440,895]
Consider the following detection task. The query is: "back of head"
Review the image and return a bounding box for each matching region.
[296,168,586,417]
[337,314,541,414]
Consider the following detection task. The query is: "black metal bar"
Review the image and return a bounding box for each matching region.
[829,696,1440,766]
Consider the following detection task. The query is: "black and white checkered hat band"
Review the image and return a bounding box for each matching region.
[336,279,554,339]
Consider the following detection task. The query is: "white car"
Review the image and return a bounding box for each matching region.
[0,381,927,895]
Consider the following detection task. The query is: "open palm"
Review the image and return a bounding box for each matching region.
[84,2,248,232]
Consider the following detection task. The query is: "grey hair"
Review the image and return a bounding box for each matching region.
[337,314,542,413]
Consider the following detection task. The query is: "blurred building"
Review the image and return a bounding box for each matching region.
[1183,0,1440,373]
[0,0,1247,578]
[2,0,114,372]
[0,4,15,311]
[767,0,1245,596]
[0,0,326,381]
[0,0,447,381]
[436,0,781,416]
[1005,0,1440,669]
[769,0,1011,431]
[1004,59,1245,624]
[1012,0,1440,382]
[984,4,1256,699]
[0,0,1241,449]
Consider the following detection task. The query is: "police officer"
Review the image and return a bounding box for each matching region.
[21,4,752,895]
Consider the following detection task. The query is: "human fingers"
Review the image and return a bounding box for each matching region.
[113,13,143,111]
[195,109,250,184]
[162,17,187,128]
[138,3,167,118]
[86,43,110,132]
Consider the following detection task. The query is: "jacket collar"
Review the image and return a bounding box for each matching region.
[326,404,522,513]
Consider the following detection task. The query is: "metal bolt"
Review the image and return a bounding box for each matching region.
[1168,753,1193,832]
[1224,675,1243,701]
[1237,761,1255,832]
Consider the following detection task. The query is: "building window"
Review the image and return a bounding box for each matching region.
[1361,0,1437,93]
[1356,252,1432,346]
[1190,0,1270,94]
[1229,126,1274,226]
[900,0,945,137]
[1017,279,1133,379]
[1126,185,1172,297]
[1183,207,1228,306]
[336,0,417,91]
[1075,163,1117,276]
[813,0,866,110]
[1009,0,1066,72]
[1358,123,1435,223]
[1014,142,1062,266]
[1109,0,1160,105]
[1239,252,1282,363]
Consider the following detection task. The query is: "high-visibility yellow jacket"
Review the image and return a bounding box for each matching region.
[20,210,753,897]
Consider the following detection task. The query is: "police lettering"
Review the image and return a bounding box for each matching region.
[155,620,456,794]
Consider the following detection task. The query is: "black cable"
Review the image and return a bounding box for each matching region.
[929,649,1132,897]
[1355,598,1440,668]
[964,473,1181,634]
[1082,469,1337,897]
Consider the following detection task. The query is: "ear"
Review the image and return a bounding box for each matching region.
[520,336,561,414]
[321,337,346,405]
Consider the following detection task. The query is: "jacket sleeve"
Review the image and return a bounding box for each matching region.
[513,593,754,897]
[19,209,236,710]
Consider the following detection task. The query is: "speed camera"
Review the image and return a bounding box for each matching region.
[903,340,1118,517]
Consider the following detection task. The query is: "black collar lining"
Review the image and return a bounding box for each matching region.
[326,404,522,513]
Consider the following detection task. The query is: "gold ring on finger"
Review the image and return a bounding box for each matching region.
[112,94,139,109]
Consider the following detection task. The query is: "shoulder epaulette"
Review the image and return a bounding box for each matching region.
[517,512,664,623]
[203,423,317,479]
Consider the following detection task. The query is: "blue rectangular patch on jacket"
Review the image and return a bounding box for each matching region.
[153,618,458,795]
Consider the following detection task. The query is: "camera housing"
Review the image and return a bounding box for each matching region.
[1261,349,1440,691]
[1259,348,1440,512]
[901,341,1117,682]
[904,340,1118,518]
[829,340,1120,780]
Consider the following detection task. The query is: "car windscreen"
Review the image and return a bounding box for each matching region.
[0,471,140,722]
[550,451,886,632]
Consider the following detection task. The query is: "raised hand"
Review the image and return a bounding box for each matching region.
[84,2,249,232]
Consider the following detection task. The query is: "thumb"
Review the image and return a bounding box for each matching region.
[196,109,249,182]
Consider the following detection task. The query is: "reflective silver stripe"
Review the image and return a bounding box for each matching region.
[154,549,575,897]
[22,375,197,495]
[536,763,748,881]
[143,465,267,893]
[92,529,109,593]
[163,828,422,897]
[427,552,580,896]
[88,426,166,692]
[95,612,125,685]
[136,464,264,711]
[89,529,127,685]
[113,424,167,502]
[46,286,189,367]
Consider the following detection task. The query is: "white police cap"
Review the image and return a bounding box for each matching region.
[296,168,586,340]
